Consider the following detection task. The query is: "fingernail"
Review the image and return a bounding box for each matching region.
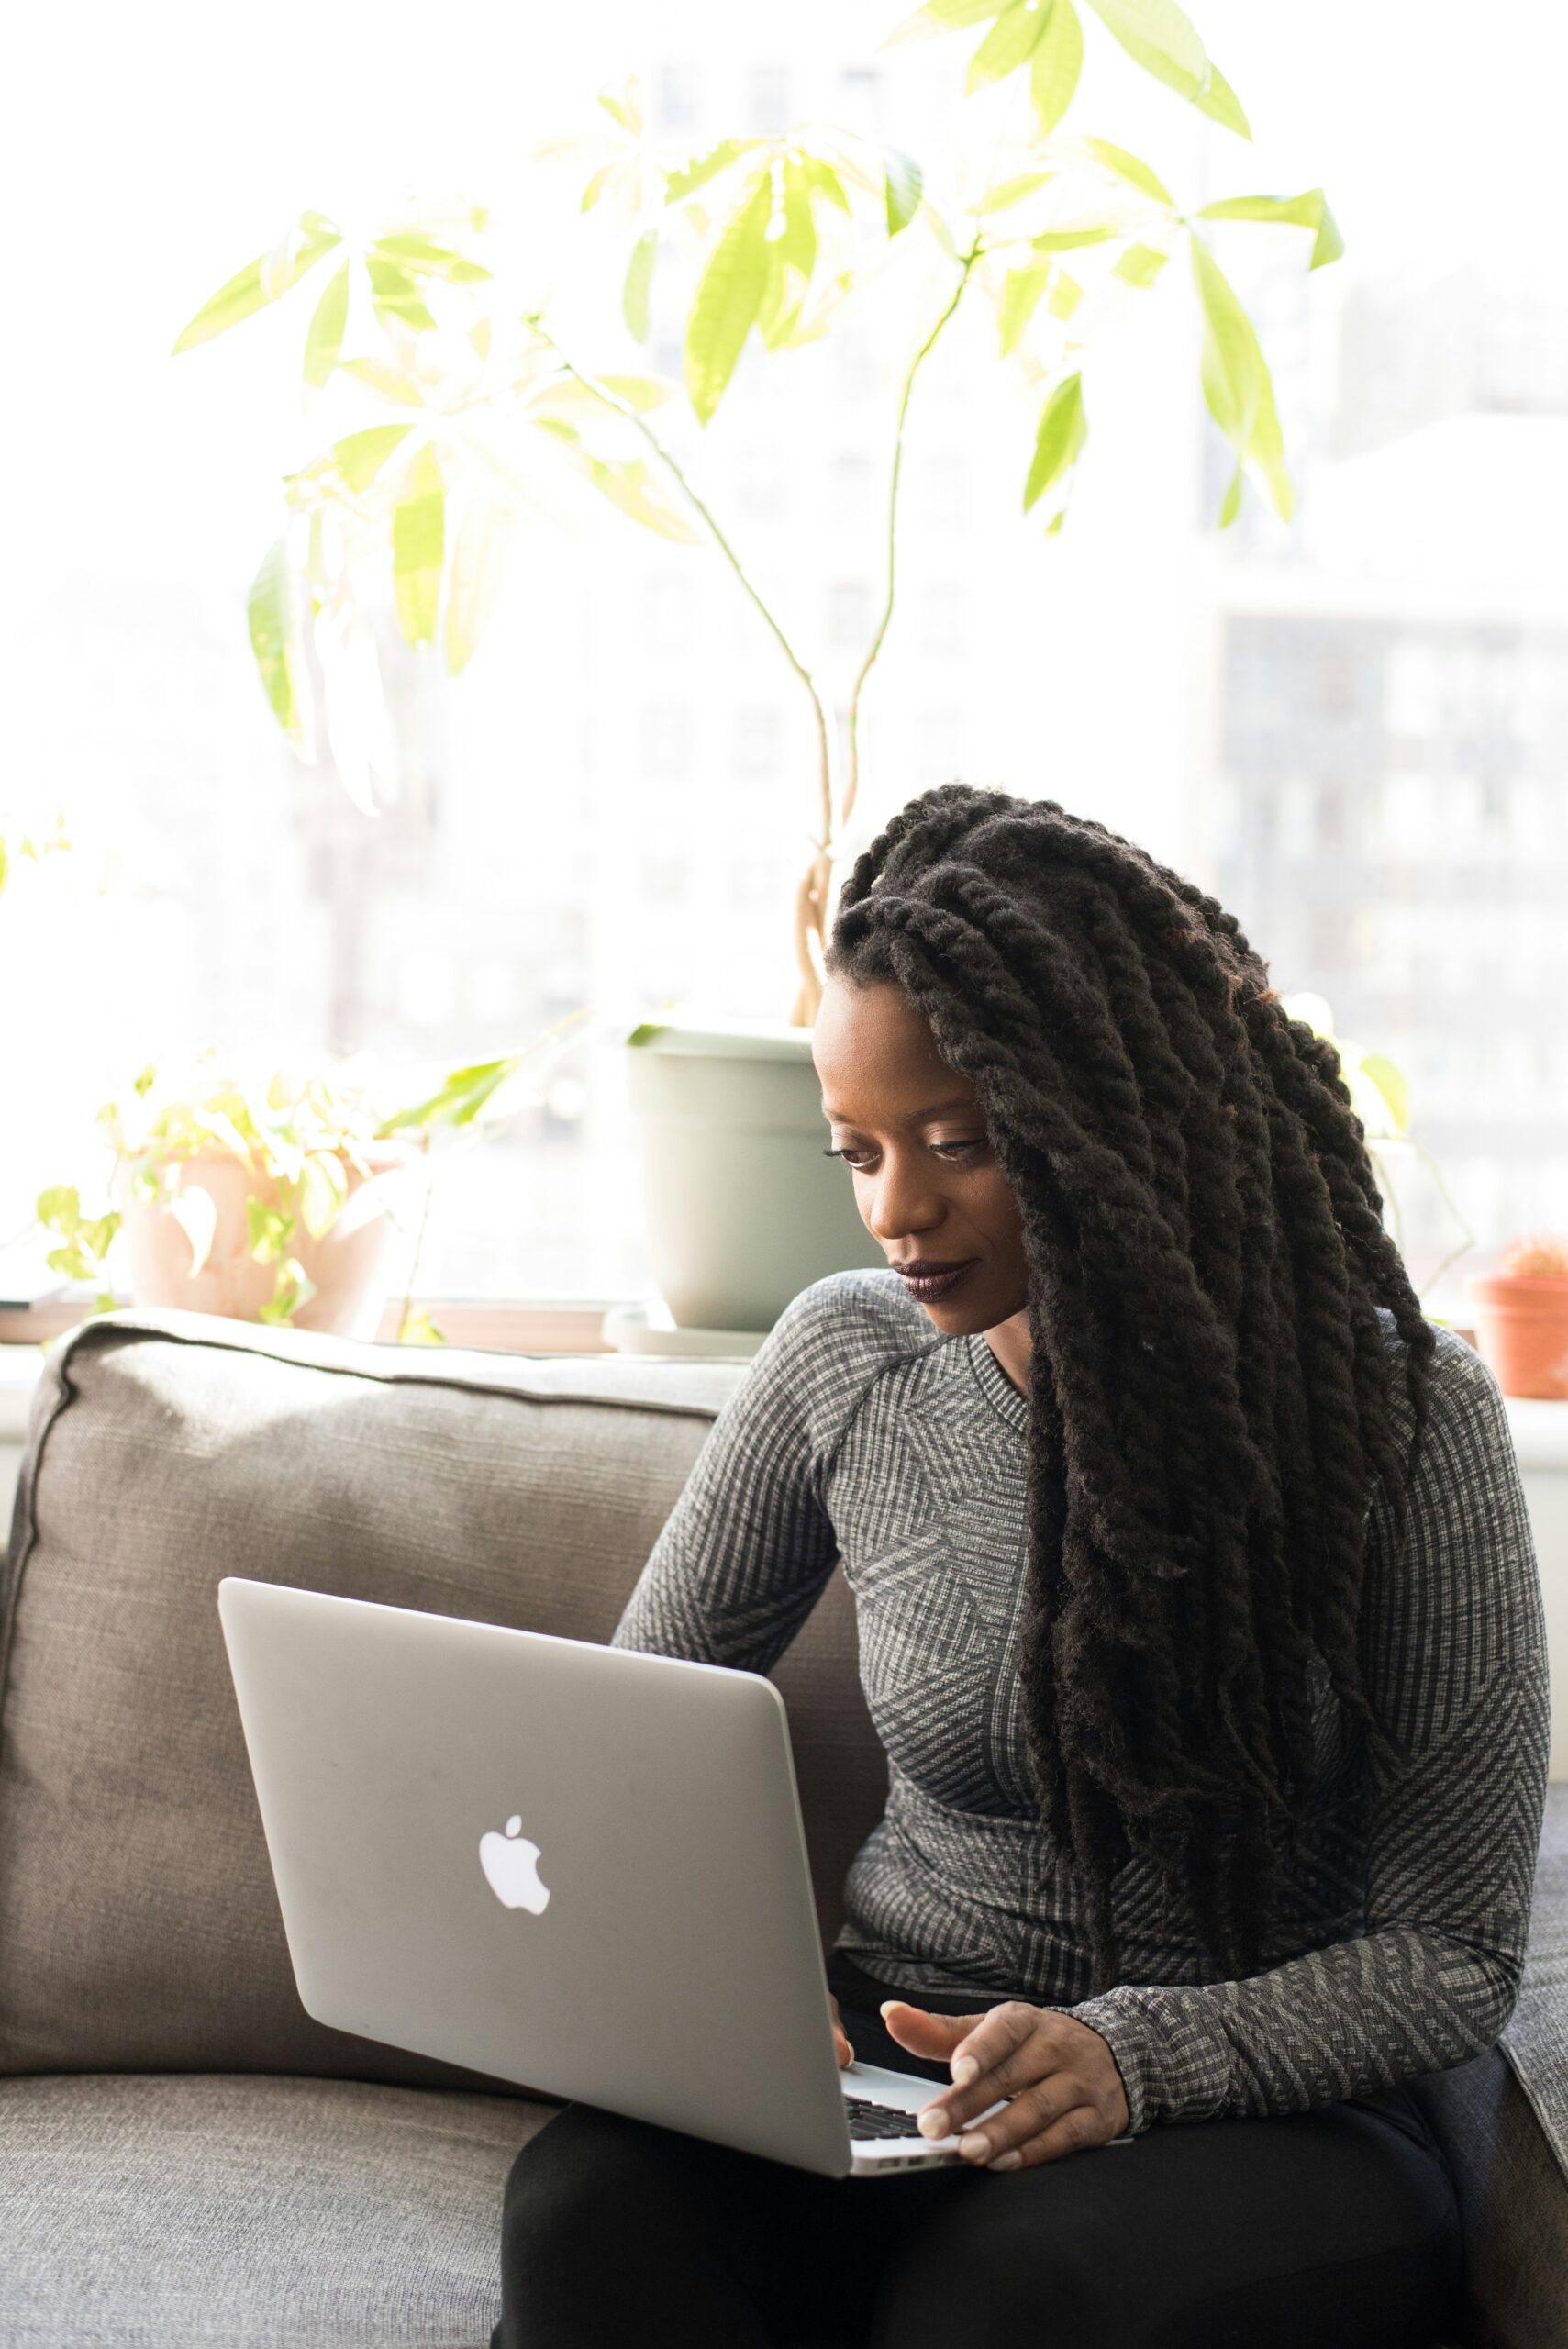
[958,2132,990,2161]
[917,2110,948,2139]
[988,2150,1021,2171]
[879,2000,899,2016]
[951,2055,978,2087]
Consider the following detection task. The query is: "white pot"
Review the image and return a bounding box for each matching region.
[625,1019,884,1332]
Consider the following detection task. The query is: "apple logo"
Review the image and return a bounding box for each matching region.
[479,1815,551,1913]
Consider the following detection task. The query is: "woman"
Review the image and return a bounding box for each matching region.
[495,785,1548,2347]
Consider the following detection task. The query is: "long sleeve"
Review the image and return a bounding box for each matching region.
[609,1283,844,1675]
[1071,1330,1551,2134]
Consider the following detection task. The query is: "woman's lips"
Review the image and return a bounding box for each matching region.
[895,1261,977,1302]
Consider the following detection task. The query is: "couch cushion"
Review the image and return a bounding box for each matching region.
[0,2071,555,2347]
[0,1309,886,2086]
[1414,2049,1568,2349]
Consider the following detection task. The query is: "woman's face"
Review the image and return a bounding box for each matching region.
[812,974,1029,1334]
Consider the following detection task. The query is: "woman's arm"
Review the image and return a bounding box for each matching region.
[608,1281,844,1674]
[1068,1331,1551,2132]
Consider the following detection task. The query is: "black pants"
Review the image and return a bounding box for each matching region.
[494,1952,1463,2348]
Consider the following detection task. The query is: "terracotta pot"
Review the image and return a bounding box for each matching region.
[115,1140,421,1341]
[1467,1275,1568,1400]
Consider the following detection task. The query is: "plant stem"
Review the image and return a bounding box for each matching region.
[395,1130,436,1341]
[842,233,984,846]
[526,320,835,1015]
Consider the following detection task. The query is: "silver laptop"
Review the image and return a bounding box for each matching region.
[217,1577,1007,2176]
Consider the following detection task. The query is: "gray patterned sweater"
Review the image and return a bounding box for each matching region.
[609,1267,1551,2134]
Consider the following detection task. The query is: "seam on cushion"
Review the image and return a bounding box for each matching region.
[0,1313,729,1758]
[27,1309,732,1421]
[0,1333,96,1755]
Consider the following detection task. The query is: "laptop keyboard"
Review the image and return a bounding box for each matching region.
[844,2093,940,2142]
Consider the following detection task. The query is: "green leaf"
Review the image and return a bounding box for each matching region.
[298,1150,350,1241]
[580,161,623,214]
[37,1185,82,1235]
[882,0,1008,45]
[967,0,1049,92]
[1113,239,1170,287]
[167,1184,218,1276]
[383,1056,521,1132]
[1360,1052,1410,1136]
[1049,272,1084,318]
[260,1257,315,1325]
[597,74,644,137]
[247,538,311,751]
[1084,0,1203,78]
[392,443,445,647]
[342,356,426,405]
[1029,225,1119,252]
[1030,0,1084,133]
[172,210,340,353]
[366,255,438,334]
[371,234,490,282]
[1083,0,1248,136]
[1195,60,1251,139]
[1073,137,1173,206]
[884,148,924,236]
[1196,188,1344,270]
[444,489,515,676]
[597,373,677,409]
[623,228,658,341]
[779,159,818,280]
[246,1200,296,1264]
[576,452,704,542]
[804,157,851,213]
[1190,237,1292,520]
[302,259,350,393]
[978,169,1055,212]
[684,173,773,425]
[665,139,760,202]
[1022,370,1087,513]
[398,1304,448,1345]
[996,263,1053,354]
[295,422,414,495]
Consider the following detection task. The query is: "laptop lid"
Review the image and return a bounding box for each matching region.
[217,1577,857,2173]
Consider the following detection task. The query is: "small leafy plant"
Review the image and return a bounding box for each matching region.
[36,1015,590,1337]
[1496,1235,1568,1280]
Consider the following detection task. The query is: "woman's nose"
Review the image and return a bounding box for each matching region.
[864,1156,945,1242]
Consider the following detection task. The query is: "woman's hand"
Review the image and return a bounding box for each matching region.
[881,1998,1129,2169]
[829,1993,853,2068]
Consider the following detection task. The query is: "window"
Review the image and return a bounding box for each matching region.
[6,3,1562,1319]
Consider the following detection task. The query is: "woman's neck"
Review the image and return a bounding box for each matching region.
[984,1309,1030,1397]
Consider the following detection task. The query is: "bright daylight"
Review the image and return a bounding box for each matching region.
[2,2,1564,2344]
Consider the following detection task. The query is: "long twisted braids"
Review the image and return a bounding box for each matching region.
[823,784,1434,1994]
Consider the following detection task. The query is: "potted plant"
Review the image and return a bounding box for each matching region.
[35,1019,587,1343]
[172,0,1340,1331]
[1469,1236,1568,1401]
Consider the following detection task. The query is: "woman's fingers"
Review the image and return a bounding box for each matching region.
[828,1994,853,2067]
[915,2002,1055,2134]
[974,2097,1116,2171]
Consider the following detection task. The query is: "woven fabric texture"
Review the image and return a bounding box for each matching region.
[0,1308,884,2082]
[0,2071,555,2348]
[612,1267,1552,2138]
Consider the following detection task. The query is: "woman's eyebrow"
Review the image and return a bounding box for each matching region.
[819,1094,979,1125]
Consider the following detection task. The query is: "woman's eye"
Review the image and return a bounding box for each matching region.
[822,1141,984,1169]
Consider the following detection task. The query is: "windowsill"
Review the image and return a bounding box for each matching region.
[0,1295,627,1355]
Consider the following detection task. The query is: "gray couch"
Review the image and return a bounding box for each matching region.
[1,1308,1564,2348]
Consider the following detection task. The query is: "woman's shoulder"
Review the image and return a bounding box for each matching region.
[1373,1308,1513,1469]
[1363,1309,1540,1688]
[769,1264,942,1372]
[733,1266,948,1470]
